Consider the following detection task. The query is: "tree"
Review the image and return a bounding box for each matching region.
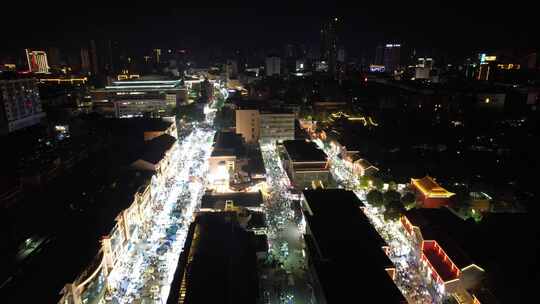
[388,181,398,191]
[451,186,471,210]
[366,190,383,207]
[383,190,401,206]
[371,177,384,191]
[358,175,370,189]
[384,200,405,222]
[401,192,416,210]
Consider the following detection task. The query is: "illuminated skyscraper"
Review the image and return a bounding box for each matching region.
[383,44,401,73]
[25,49,49,74]
[80,48,91,73]
[321,17,340,76]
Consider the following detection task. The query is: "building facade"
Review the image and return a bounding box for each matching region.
[0,78,46,134]
[259,111,295,142]
[265,56,281,76]
[383,44,401,73]
[321,17,340,76]
[282,140,331,189]
[235,109,260,144]
[91,78,186,118]
[415,57,433,79]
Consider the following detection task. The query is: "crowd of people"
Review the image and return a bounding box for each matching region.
[100,128,214,303]
[317,138,444,303]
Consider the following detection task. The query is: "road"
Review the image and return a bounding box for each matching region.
[314,139,443,303]
[103,127,215,303]
[259,141,313,304]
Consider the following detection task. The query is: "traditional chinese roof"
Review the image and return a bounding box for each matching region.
[355,158,378,171]
[411,176,455,198]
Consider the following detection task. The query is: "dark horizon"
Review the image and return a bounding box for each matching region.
[1,3,538,59]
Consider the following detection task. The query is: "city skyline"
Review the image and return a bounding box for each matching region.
[1,3,538,56]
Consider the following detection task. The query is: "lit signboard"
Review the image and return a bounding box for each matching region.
[480,53,497,63]
[369,65,385,72]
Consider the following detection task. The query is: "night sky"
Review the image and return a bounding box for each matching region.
[1,2,538,57]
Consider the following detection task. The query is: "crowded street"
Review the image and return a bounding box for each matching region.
[314,138,443,303]
[260,141,312,304]
[103,126,215,303]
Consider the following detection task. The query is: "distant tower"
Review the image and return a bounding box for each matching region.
[383,44,401,73]
[321,17,340,76]
[80,48,91,73]
[89,40,99,76]
[375,45,384,65]
[153,49,162,65]
[47,47,61,69]
[265,55,281,76]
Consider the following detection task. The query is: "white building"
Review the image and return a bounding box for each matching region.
[265,56,281,76]
[235,109,260,144]
[236,109,295,143]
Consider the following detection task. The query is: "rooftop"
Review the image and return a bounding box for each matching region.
[201,191,263,210]
[183,212,258,304]
[139,134,176,165]
[411,176,455,198]
[283,140,327,163]
[422,240,461,282]
[212,131,246,157]
[302,189,406,303]
[404,208,474,269]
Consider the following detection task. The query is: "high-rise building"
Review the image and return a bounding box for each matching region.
[265,56,281,76]
[0,76,46,134]
[80,48,91,73]
[235,109,260,143]
[337,48,346,63]
[25,49,50,74]
[375,45,384,65]
[284,44,296,58]
[383,44,401,73]
[153,49,162,65]
[415,57,433,79]
[88,39,118,84]
[226,59,238,79]
[259,110,295,142]
[89,40,99,76]
[321,17,340,75]
[47,47,61,69]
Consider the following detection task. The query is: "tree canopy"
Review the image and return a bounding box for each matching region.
[366,189,383,207]
[383,190,401,206]
[371,177,384,191]
[401,192,417,209]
